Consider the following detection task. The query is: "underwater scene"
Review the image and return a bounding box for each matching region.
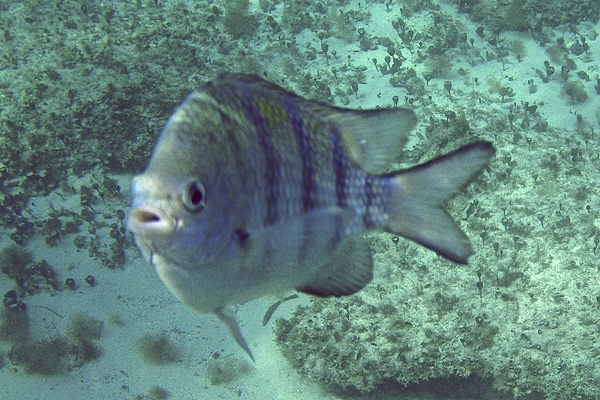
[0,0,599,399]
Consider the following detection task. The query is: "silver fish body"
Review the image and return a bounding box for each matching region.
[128,74,495,359]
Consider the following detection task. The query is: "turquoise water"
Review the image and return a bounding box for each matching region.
[0,0,598,399]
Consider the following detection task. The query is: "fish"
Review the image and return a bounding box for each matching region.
[128,74,495,361]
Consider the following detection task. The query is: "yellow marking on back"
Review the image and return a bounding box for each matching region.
[258,101,291,130]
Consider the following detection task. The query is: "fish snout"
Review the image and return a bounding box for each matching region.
[128,206,177,240]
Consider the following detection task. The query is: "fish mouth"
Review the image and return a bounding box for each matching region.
[130,208,162,224]
[128,206,179,245]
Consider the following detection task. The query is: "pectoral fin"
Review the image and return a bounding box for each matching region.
[236,207,355,278]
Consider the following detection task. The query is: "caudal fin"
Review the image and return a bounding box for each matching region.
[386,141,495,264]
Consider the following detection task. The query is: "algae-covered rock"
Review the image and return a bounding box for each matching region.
[275,255,489,392]
[276,215,600,399]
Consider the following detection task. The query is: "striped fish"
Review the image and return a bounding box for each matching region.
[128,74,495,360]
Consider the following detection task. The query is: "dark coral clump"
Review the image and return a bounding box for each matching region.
[0,245,60,294]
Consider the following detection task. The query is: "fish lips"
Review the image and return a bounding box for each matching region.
[128,205,178,258]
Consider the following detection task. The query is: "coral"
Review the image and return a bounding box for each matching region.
[276,218,600,399]
[502,1,531,31]
[280,1,316,34]
[40,216,62,246]
[453,0,600,31]
[423,12,464,54]
[275,295,467,392]
[137,333,181,365]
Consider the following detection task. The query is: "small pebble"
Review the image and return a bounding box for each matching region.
[85,275,96,287]
[65,277,77,290]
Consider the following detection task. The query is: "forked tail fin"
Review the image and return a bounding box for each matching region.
[385,141,495,264]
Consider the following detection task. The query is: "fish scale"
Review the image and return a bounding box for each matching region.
[243,89,382,232]
[129,74,495,360]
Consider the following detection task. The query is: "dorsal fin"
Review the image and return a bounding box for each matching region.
[329,108,417,174]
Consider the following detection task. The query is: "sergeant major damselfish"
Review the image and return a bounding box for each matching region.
[128,74,495,360]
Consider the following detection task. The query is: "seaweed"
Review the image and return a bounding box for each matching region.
[8,313,104,374]
[137,333,181,365]
[206,356,252,386]
[66,313,103,343]
[147,386,170,400]
[563,80,588,103]
[9,337,69,375]
[0,244,34,278]
[71,338,102,365]
[108,313,126,327]
[66,313,104,365]
[223,0,258,38]
[0,246,60,294]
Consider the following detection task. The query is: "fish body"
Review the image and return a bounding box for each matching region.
[128,74,495,359]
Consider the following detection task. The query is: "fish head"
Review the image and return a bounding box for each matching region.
[128,171,232,269]
[128,91,241,270]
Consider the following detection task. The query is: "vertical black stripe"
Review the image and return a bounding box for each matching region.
[220,109,247,176]
[362,175,375,228]
[286,100,316,212]
[198,85,246,182]
[218,109,240,151]
[239,88,279,226]
[330,129,347,208]
[329,211,344,251]
[283,100,316,263]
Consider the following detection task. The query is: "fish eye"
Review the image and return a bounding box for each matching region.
[183,180,205,213]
